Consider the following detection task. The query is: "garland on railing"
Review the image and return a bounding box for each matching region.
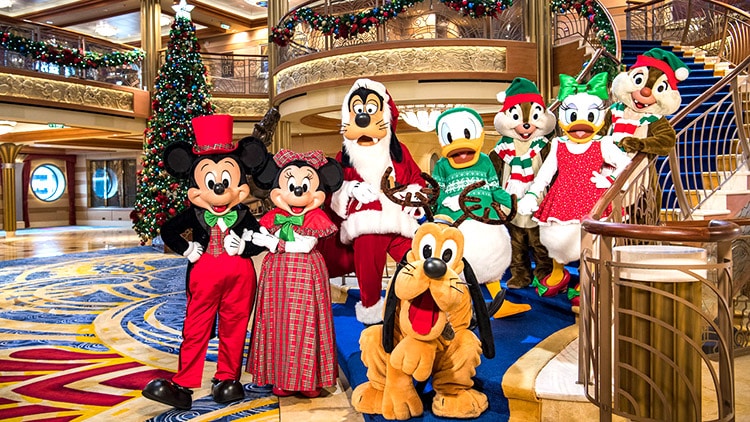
[550,0,619,78]
[0,31,145,69]
[270,0,514,46]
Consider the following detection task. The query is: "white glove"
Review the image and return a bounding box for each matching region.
[591,171,613,189]
[251,226,280,253]
[224,229,252,256]
[346,181,379,204]
[517,193,539,216]
[284,234,318,253]
[441,195,461,212]
[183,241,204,263]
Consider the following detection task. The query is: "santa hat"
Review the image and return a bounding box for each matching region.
[497,77,545,112]
[341,78,399,131]
[191,114,236,155]
[632,48,690,89]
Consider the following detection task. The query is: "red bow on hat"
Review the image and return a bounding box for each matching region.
[273,149,328,169]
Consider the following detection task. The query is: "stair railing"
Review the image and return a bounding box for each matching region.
[625,0,750,65]
[553,0,622,61]
[660,54,750,222]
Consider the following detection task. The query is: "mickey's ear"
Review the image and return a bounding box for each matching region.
[236,136,270,173]
[163,142,194,179]
[318,158,344,192]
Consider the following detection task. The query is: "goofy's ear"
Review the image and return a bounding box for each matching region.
[389,133,404,163]
[319,158,344,193]
[462,257,495,359]
[236,136,269,173]
[163,142,195,179]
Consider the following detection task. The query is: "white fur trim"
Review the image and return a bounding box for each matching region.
[331,181,354,219]
[675,66,689,82]
[496,91,507,104]
[339,204,420,244]
[355,297,385,324]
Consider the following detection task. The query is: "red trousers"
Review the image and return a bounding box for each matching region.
[171,252,256,388]
[353,233,411,308]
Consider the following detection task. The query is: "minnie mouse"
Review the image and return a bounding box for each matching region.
[245,142,344,398]
[141,114,268,410]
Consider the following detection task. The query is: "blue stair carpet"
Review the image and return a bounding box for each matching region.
[332,266,578,421]
[619,40,737,208]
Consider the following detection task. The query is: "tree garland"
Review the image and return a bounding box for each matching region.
[0,31,144,69]
[270,0,514,46]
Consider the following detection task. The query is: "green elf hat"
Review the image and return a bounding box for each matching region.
[497,77,545,112]
[632,48,690,89]
[434,106,483,133]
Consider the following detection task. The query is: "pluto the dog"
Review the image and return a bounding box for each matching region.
[351,217,494,420]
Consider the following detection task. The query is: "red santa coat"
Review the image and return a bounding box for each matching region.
[329,143,425,244]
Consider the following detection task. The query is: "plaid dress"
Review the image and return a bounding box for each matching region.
[247,208,338,391]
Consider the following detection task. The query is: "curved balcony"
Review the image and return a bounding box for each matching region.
[270,0,534,134]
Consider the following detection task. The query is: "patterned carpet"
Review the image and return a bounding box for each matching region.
[0,247,279,421]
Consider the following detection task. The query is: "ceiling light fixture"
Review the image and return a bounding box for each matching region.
[160,15,172,27]
[245,0,268,7]
[94,21,118,37]
[400,105,458,132]
[0,0,13,9]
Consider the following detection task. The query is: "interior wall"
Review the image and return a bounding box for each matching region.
[75,151,142,227]
[24,157,70,228]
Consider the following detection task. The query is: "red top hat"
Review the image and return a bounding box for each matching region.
[191,114,236,155]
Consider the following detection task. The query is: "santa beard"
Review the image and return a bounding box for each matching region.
[343,132,393,185]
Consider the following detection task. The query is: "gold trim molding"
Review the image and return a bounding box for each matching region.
[0,72,134,112]
[275,46,507,95]
[213,97,270,118]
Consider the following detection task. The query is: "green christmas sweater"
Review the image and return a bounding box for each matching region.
[432,152,512,221]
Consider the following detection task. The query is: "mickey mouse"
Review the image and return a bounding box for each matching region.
[245,142,344,398]
[141,114,267,410]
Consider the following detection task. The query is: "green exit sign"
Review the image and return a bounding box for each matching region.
[48,123,65,128]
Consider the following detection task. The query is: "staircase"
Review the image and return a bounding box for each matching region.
[619,39,750,220]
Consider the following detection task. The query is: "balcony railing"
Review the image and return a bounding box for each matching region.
[0,15,144,88]
[276,0,528,65]
[200,53,269,96]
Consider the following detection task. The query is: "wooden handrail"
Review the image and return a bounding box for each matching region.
[587,153,650,220]
[581,218,741,242]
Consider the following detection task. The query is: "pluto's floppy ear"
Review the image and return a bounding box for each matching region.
[462,257,495,359]
[382,252,410,353]
[319,158,344,192]
[163,142,195,179]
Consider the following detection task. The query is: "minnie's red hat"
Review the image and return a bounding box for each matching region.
[191,114,236,155]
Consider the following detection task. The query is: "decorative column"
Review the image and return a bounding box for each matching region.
[0,143,24,237]
[267,1,291,153]
[140,0,162,93]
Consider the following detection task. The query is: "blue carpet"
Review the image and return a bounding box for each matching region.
[333,266,578,421]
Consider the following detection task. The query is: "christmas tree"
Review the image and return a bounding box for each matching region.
[132,1,214,244]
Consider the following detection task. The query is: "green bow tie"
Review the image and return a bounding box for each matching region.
[558,72,609,101]
[204,210,238,228]
[274,213,304,241]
